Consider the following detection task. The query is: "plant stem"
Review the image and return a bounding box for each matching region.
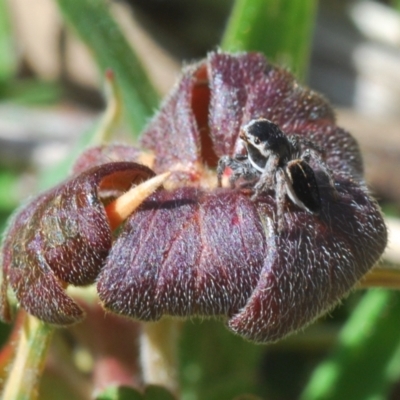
[2,314,54,400]
[140,318,180,395]
[92,69,123,145]
[358,267,400,290]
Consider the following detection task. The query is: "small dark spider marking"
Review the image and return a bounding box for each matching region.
[217,118,335,231]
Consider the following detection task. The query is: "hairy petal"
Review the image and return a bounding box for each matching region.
[72,144,143,174]
[0,162,154,324]
[228,172,387,342]
[207,52,257,156]
[140,65,202,180]
[97,187,267,320]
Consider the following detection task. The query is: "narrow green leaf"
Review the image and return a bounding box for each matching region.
[221,0,318,80]
[301,290,400,400]
[54,0,159,136]
[0,0,16,85]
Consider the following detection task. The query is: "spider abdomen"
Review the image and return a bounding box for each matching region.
[284,160,321,214]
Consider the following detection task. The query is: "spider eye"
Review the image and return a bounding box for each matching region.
[254,138,260,145]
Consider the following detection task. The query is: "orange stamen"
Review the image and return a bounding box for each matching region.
[105,172,170,230]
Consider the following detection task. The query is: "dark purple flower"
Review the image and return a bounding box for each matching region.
[98,52,387,342]
[0,52,387,343]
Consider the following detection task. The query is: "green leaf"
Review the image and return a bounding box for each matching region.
[221,0,318,80]
[300,290,400,400]
[54,0,159,136]
[0,0,16,86]
[96,385,143,400]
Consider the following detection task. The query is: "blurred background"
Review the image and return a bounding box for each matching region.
[1,1,400,399]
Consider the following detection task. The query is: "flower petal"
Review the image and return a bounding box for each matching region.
[97,187,267,320]
[141,65,202,180]
[72,144,143,174]
[0,162,154,324]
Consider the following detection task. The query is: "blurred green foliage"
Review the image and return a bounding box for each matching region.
[180,320,264,400]
[222,0,318,80]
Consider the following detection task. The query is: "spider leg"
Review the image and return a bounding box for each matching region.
[217,156,233,187]
[251,154,280,199]
[275,168,288,232]
[217,155,258,189]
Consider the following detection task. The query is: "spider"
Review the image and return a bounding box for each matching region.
[217,118,335,231]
